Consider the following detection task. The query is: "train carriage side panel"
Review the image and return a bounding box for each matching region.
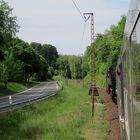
[117,0,140,139]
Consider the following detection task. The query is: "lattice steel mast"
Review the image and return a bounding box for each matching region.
[84,13,98,117]
[83,13,95,86]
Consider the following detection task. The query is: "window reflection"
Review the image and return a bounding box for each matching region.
[131,16,140,139]
[131,18,140,101]
[135,19,140,100]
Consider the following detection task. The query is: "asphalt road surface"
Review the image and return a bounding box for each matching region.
[0,81,59,112]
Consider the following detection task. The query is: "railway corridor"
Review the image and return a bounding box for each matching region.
[98,87,120,140]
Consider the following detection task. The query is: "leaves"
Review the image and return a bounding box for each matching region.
[84,16,126,75]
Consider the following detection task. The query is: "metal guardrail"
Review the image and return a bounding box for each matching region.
[0,82,62,113]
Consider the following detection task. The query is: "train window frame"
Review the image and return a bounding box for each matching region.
[130,12,140,40]
[130,13,140,138]
[130,12,140,101]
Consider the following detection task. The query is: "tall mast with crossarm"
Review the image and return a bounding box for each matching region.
[84,13,98,117]
[83,13,96,87]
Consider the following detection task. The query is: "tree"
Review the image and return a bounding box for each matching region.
[12,38,41,82]
[0,0,19,54]
[40,44,58,68]
[57,55,71,78]
[30,42,42,52]
[12,38,50,82]
[34,55,48,81]
[0,62,9,88]
[68,55,84,79]
[84,16,126,75]
[4,50,24,82]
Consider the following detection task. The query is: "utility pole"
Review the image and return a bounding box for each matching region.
[83,13,95,85]
[81,53,84,87]
[65,64,68,86]
[83,13,98,117]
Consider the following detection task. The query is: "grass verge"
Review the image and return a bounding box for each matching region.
[0,80,109,140]
[0,81,40,97]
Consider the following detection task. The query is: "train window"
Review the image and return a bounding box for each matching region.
[122,51,127,88]
[135,18,140,101]
[131,14,140,140]
[131,16,140,100]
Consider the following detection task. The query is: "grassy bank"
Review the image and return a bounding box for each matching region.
[0,80,109,140]
[84,74,106,88]
[0,81,40,97]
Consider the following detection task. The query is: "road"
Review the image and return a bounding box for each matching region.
[0,81,60,112]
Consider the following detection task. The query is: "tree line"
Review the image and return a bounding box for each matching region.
[0,1,59,88]
[58,15,126,85]
[58,15,126,84]
[83,15,126,85]
[0,0,85,88]
[0,0,126,88]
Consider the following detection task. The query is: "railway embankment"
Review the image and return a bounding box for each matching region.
[98,87,120,140]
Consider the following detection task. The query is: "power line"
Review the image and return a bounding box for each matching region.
[71,0,88,54]
[71,0,85,21]
[78,21,86,55]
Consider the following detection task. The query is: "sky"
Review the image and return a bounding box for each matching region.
[4,0,130,55]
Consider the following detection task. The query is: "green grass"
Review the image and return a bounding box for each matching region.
[0,80,109,140]
[0,82,27,96]
[84,74,106,88]
[0,81,40,97]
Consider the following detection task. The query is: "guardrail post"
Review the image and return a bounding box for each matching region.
[9,96,12,105]
[9,96,12,112]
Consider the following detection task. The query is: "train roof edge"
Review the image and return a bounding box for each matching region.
[124,0,140,37]
[118,0,140,64]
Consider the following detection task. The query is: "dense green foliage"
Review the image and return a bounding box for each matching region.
[57,55,71,78]
[55,16,126,85]
[0,0,126,92]
[0,1,58,89]
[83,16,126,86]
[96,16,126,74]
[0,0,18,60]
[57,55,87,80]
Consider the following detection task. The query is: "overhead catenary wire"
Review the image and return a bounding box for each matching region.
[71,0,90,55]
[71,0,97,118]
[71,0,86,21]
[70,0,88,55]
[78,21,87,55]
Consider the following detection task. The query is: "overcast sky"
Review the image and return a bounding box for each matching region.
[5,0,130,55]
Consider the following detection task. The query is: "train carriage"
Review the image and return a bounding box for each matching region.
[116,0,140,139]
